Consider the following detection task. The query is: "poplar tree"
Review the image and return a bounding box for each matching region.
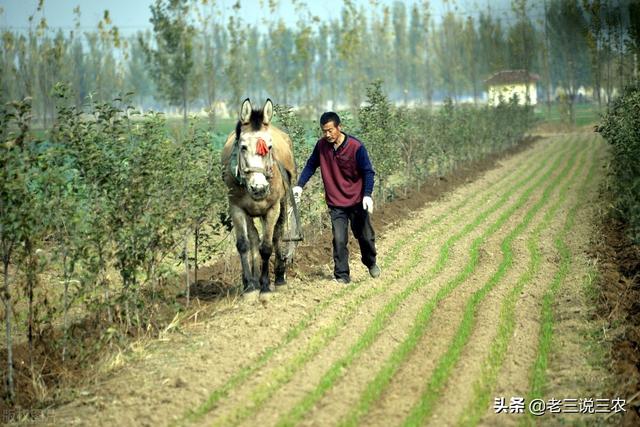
[140,0,196,124]
[393,1,409,103]
[462,16,480,103]
[126,33,155,108]
[420,1,434,106]
[370,6,394,100]
[546,0,590,121]
[293,21,314,108]
[225,5,246,107]
[337,0,366,111]
[267,20,294,104]
[408,4,423,102]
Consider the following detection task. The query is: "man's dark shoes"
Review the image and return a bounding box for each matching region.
[369,264,381,278]
[335,277,350,284]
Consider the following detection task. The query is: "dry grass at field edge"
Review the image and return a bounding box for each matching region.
[590,216,640,426]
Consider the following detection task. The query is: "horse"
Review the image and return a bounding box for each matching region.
[221,98,297,293]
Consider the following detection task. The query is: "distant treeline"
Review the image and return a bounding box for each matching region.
[0,0,639,124]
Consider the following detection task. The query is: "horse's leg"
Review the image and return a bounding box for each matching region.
[230,205,259,292]
[258,202,281,293]
[273,203,287,286]
[247,218,261,285]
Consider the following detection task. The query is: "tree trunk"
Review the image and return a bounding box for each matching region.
[134,275,141,333]
[3,249,16,403]
[103,278,112,321]
[25,240,35,377]
[123,271,132,330]
[472,77,478,105]
[606,50,613,105]
[305,68,311,111]
[543,0,552,115]
[595,53,602,109]
[568,96,576,124]
[194,223,200,287]
[619,29,625,91]
[182,81,188,126]
[149,260,157,299]
[184,232,190,307]
[207,76,217,128]
[63,250,69,362]
[95,240,112,323]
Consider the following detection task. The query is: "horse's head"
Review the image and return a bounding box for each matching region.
[236,98,275,200]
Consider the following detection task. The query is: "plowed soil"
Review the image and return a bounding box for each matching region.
[34,133,631,426]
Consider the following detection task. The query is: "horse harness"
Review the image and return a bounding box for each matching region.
[231,136,274,186]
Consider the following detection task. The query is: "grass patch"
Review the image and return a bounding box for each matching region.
[534,103,602,127]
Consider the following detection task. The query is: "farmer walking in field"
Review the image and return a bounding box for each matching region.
[292,112,380,284]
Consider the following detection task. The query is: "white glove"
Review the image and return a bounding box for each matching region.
[292,186,303,204]
[363,196,374,213]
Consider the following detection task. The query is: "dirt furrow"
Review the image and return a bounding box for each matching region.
[428,137,593,426]
[541,148,617,426]
[480,135,606,427]
[348,136,585,427]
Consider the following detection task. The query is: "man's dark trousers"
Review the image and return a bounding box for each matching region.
[329,204,377,281]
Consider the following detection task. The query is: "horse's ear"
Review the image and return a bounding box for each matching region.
[240,98,252,124]
[263,99,273,125]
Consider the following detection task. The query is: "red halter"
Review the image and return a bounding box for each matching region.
[256,138,269,157]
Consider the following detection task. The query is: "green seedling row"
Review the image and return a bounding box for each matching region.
[276,141,576,427]
[401,138,589,426]
[458,137,598,426]
[521,137,601,427]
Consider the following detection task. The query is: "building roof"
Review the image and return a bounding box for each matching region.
[485,70,540,86]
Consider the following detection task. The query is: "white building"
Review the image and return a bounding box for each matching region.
[485,70,540,106]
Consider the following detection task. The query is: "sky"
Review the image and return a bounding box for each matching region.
[0,0,530,35]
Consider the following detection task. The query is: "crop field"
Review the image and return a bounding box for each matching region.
[40,133,622,426]
[3,0,639,422]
